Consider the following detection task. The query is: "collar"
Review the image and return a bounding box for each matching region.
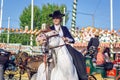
[54,25,61,31]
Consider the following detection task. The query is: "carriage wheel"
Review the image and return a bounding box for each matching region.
[4,76,17,80]
[7,78,17,80]
[88,75,97,80]
[116,75,120,80]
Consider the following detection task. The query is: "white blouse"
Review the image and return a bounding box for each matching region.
[54,25,63,37]
[54,25,73,42]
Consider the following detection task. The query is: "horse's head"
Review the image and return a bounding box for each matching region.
[15,52,29,69]
[36,30,64,49]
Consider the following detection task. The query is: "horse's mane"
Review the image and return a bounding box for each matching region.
[41,28,52,33]
[35,28,52,36]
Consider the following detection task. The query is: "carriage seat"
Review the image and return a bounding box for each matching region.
[95,66,106,78]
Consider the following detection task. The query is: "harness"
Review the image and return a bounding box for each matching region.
[42,32,66,80]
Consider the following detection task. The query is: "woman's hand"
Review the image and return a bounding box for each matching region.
[62,37,69,42]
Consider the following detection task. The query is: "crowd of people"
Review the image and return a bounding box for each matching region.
[73,27,120,43]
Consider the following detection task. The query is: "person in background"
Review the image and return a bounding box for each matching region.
[7,52,16,71]
[96,47,114,71]
[87,32,100,58]
[49,10,88,80]
[0,57,5,80]
[103,47,111,62]
[0,49,10,80]
[96,47,105,67]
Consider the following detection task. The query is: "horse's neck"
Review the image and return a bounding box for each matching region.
[59,37,65,46]
[53,40,72,60]
[53,38,66,52]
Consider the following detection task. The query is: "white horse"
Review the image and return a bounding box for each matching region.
[36,30,79,80]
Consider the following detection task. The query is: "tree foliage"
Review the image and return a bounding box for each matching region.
[19,5,41,29]
[0,32,36,45]
[19,4,68,30]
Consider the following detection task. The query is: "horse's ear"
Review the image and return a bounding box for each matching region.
[35,30,42,36]
[43,28,52,33]
[35,27,52,36]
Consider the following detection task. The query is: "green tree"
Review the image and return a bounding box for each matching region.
[19,4,69,30]
[0,31,7,43]
[19,5,41,29]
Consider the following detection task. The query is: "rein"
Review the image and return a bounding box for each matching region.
[49,44,65,49]
[45,33,65,49]
[47,34,59,39]
[43,33,65,80]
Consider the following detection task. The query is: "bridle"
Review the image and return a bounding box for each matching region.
[39,31,66,80]
[44,33,65,51]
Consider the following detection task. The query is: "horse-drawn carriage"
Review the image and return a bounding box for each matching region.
[0,48,43,80]
[86,52,120,80]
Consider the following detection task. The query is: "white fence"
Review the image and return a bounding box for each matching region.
[0,43,42,55]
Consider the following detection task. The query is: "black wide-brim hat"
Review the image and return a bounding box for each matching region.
[49,10,65,18]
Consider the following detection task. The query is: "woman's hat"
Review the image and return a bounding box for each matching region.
[49,10,65,18]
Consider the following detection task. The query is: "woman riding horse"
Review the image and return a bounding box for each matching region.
[36,10,88,80]
[36,30,79,80]
[49,10,88,80]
